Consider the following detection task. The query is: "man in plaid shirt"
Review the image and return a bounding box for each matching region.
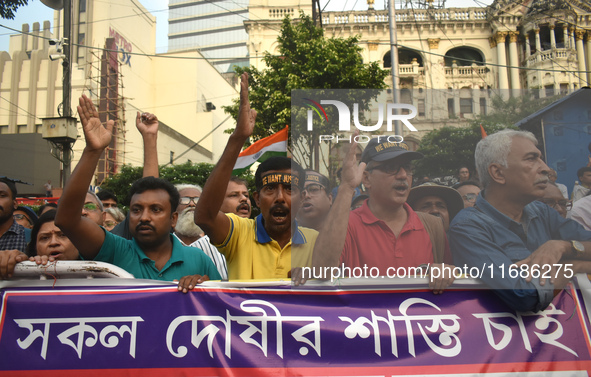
[0,177,30,253]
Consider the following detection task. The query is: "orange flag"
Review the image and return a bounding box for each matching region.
[480,124,487,139]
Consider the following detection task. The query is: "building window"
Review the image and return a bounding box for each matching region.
[447,98,455,118]
[560,84,569,95]
[79,0,86,13]
[480,98,487,115]
[460,98,473,114]
[545,85,554,97]
[418,99,425,117]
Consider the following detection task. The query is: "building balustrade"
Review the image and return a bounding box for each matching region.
[525,48,574,67]
[321,8,488,25]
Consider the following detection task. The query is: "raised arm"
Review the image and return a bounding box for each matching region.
[310,136,366,273]
[194,72,256,244]
[136,111,159,178]
[55,95,114,259]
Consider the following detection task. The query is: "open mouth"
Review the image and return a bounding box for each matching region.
[271,206,290,223]
[237,204,250,214]
[49,251,63,259]
[394,183,408,193]
[302,202,313,211]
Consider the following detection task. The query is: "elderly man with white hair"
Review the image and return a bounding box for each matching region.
[449,130,591,312]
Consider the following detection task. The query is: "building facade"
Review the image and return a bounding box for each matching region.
[168,0,250,77]
[246,0,591,144]
[0,0,237,192]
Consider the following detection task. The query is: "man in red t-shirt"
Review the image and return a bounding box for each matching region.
[310,137,455,293]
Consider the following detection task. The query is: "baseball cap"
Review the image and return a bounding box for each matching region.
[361,139,423,163]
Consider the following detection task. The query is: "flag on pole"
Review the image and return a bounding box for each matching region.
[480,124,487,139]
[233,126,288,174]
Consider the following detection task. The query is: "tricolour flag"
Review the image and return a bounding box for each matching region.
[233,126,288,174]
[480,124,487,139]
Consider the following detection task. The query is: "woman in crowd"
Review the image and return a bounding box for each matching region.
[103,207,125,231]
[27,210,80,261]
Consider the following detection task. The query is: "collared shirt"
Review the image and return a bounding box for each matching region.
[449,191,591,312]
[341,201,451,274]
[0,220,30,253]
[572,184,590,203]
[177,234,228,280]
[96,230,221,281]
[215,213,318,280]
[571,195,591,231]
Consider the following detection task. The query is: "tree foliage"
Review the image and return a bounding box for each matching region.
[414,92,561,179]
[1,0,28,20]
[99,162,254,206]
[223,12,389,169]
[414,123,511,179]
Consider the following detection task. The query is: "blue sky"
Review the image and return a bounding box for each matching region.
[0,0,491,54]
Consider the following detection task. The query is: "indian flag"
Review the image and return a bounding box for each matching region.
[233,126,288,174]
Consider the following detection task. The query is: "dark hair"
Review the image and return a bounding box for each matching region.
[0,177,17,200]
[127,176,179,213]
[229,176,248,187]
[27,209,57,256]
[37,202,58,215]
[452,180,482,190]
[577,167,591,179]
[97,189,118,204]
[254,157,305,191]
[458,166,470,174]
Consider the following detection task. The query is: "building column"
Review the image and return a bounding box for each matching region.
[534,28,541,52]
[587,32,591,85]
[575,29,588,87]
[525,31,531,57]
[549,24,556,49]
[570,28,576,50]
[495,32,509,97]
[563,26,569,49]
[508,31,521,96]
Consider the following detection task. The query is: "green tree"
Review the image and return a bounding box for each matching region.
[414,123,511,179]
[1,0,28,20]
[99,162,254,206]
[223,12,389,170]
[414,92,564,180]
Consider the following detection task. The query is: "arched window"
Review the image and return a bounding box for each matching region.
[444,47,485,66]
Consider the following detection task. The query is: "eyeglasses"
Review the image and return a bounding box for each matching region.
[368,162,414,176]
[538,198,572,210]
[83,203,99,211]
[104,221,118,228]
[462,193,478,203]
[302,183,325,196]
[13,214,32,223]
[179,196,199,205]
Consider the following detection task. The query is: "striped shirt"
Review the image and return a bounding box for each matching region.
[174,234,228,280]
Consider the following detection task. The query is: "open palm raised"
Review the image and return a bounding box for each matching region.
[77,94,114,151]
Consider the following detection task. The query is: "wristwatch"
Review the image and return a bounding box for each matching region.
[571,240,585,257]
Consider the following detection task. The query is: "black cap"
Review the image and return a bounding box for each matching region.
[361,139,423,163]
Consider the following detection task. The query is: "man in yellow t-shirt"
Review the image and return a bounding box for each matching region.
[195,73,316,280]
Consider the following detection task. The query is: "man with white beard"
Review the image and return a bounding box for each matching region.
[174,184,205,245]
[175,179,252,280]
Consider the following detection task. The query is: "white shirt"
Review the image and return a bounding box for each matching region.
[174,234,229,280]
[570,195,591,231]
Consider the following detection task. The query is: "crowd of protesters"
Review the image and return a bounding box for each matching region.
[1,73,591,313]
